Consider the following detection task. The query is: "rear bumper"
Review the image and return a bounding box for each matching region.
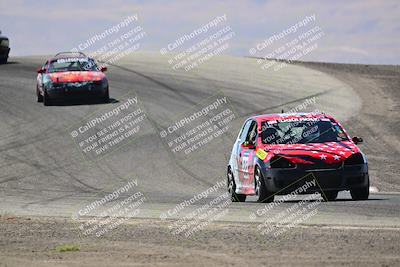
[261,163,368,194]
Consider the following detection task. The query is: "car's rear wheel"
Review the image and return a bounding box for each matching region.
[227,167,246,202]
[255,167,274,203]
[350,178,369,200]
[43,90,51,106]
[321,190,338,201]
[36,87,43,102]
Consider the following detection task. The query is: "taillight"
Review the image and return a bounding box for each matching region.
[269,156,295,168]
[344,153,364,165]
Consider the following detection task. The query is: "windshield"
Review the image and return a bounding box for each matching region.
[261,119,349,144]
[48,58,99,73]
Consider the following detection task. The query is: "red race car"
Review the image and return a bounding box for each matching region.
[36,52,109,106]
[227,112,369,202]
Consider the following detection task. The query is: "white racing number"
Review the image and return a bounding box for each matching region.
[241,152,250,180]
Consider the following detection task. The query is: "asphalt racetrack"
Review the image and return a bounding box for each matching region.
[0,53,399,266]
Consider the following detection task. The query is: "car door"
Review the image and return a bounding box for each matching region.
[37,61,48,95]
[237,120,257,193]
[231,120,252,183]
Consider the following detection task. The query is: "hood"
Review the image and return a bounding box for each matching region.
[259,141,361,164]
[48,71,105,83]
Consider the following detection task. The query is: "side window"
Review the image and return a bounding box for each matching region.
[239,120,252,142]
[245,121,257,145]
[43,61,49,72]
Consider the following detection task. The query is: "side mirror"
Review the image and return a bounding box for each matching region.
[37,67,45,74]
[241,141,255,149]
[352,136,363,144]
[100,66,107,72]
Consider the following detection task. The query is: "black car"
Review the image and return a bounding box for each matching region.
[0,30,10,64]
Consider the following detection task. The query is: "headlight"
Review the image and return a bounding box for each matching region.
[269,156,296,168]
[344,153,365,165]
[1,39,9,47]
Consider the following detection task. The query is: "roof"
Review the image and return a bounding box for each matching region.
[251,112,334,123]
[49,51,89,61]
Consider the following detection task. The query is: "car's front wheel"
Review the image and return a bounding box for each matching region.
[227,167,246,202]
[350,181,369,201]
[321,190,338,201]
[43,90,51,106]
[350,174,369,200]
[255,167,274,203]
[36,86,43,102]
[103,87,110,103]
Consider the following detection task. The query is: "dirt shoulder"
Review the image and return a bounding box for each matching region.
[0,215,399,267]
[297,62,400,192]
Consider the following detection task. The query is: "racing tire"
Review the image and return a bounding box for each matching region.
[103,87,110,103]
[350,180,369,200]
[36,87,43,102]
[255,167,274,203]
[43,91,51,106]
[321,190,338,201]
[227,167,246,202]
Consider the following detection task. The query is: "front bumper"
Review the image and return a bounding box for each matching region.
[261,163,368,194]
[46,81,107,99]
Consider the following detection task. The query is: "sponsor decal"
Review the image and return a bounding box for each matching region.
[256,148,268,160]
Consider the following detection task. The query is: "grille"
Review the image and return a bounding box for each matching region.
[302,162,342,170]
[298,155,343,170]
